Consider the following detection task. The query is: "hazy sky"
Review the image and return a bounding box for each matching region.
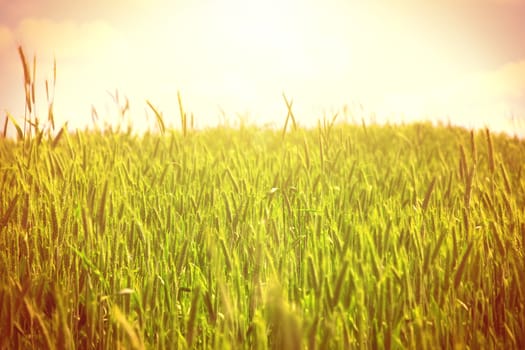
[1,0,524,134]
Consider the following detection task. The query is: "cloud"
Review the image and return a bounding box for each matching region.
[14,18,119,60]
[0,26,18,110]
[0,17,129,129]
[444,60,525,108]
[486,60,525,100]
[372,56,525,135]
[0,0,165,26]
[0,26,14,52]
[407,59,525,133]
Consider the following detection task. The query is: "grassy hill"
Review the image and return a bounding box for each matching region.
[1,121,525,349]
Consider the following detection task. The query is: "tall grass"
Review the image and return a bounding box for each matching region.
[1,49,525,349]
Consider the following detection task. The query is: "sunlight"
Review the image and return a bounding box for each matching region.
[1,0,523,134]
[138,0,481,125]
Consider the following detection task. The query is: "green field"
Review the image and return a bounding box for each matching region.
[1,117,525,348]
[0,46,524,349]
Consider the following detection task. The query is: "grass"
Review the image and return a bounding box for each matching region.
[1,48,525,349]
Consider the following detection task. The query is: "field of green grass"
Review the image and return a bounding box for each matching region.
[1,117,525,349]
[1,48,525,349]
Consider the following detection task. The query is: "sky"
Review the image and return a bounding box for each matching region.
[1,0,525,135]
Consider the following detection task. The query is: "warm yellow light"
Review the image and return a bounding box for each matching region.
[1,0,522,135]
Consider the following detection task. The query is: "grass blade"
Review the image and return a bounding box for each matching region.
[453,241,474,289]
[146,100,165,135]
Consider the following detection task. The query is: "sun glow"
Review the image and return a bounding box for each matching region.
[1,0,524,134]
